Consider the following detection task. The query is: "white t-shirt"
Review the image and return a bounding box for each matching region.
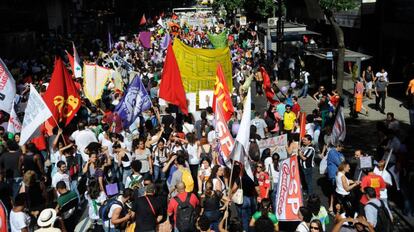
[300,71,310,84]
[264,157,279,184]
[187,143,199,165]
[183,123,195,135]
[295,221,309,232]
[70,129,98,162]
[10,211,30,232]
[251,118,267,138]
[336,172,349,196]
[376,71,388,82]
[52,172,71,189]
[373,167,392,199]
[85,191,107,220]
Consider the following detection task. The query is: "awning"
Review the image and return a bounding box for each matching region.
[305,49,372,62]
[270,30,320,42]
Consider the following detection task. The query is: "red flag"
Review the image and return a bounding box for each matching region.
[65,50,74,75]
[140,14,147,25]
[260,67,278,105]
[172,13,178,20]
[215,101,234,161]
[213,64,234,121]
[43,57,81,126]
[159,43,188,115]
[299,112,306,139]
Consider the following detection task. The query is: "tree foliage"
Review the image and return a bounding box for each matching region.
[212,0,245,13]
[319,0,359,12]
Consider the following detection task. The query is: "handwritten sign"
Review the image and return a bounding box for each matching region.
[258,134,288,159]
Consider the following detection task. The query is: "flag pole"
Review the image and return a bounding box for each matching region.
[50,115,67,146]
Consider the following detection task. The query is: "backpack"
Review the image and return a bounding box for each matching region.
[128,173,143,190]
[367,200,393,232]
[98,197,123,222]
[175,194,196,232]
[179,168,194,193]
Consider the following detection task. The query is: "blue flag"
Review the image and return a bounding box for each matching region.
[115,75,152,128]
[161,33,171,50]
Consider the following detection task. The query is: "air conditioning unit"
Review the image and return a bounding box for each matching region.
[267,17,278,27]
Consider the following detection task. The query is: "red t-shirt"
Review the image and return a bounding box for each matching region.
[167,192,199,222]
[257,171,270,200]
[360,173,386,205]
[292,103,301,116]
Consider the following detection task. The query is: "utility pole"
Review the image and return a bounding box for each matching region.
[276,0,284,56]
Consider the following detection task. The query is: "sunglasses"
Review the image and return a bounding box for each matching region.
[310,226,319,230]
[257,166,263,168]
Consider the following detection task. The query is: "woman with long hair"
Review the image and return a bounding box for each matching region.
[309,219,323,232]
[85,178,107,230]
[132,138,152,179]
[208,165,226,195]
[307,194,329,231]
[249,199,279,231]
[152,139,169,182]
[200,180,222,232]
[198,158,212,194]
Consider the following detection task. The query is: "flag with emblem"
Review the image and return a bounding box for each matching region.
[43,57,81,126]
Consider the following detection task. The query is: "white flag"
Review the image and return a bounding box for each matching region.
[231,88,254,180]
[7,105,21,133]
[73,42,82,78]
[331,106,346,145]
[19,84,52,146]
[0,58,16,113]
[157,17,165,28]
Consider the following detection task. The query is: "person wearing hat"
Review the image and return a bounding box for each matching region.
[35,208,64,232]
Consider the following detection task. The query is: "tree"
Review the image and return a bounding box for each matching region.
[319,0,358,95]
[212,0,245,14]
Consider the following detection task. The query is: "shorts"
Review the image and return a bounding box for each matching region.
[365,81,373,90]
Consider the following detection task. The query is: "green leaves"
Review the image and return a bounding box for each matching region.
[319,0,359,12]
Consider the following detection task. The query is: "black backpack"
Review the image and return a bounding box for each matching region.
[367,200,393,232]
[174,193,196,232]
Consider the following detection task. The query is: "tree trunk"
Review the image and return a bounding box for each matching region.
[326,14,345,95]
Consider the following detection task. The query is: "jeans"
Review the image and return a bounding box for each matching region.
[237,196,256,232]
[302,167,313,195]
[70,179,81,204]
[271,182,279,210]
[299,84,309,98]
[103,225,120,232]
[204,210,220,232]
[409,108,414,126]
[122,168,132,188]
[7,177,22,199]
[375,91,386,112]
[153,165,166,182]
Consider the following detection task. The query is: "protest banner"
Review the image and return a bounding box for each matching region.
[172,38,232,93]
[199,90,214,109]
[83,64,111,104]
[20,85,52,146]
[215,101,234,162]
[186,93,197,113]
[258,134,288,159]
[0,58,16,113]
[275,155,303,221]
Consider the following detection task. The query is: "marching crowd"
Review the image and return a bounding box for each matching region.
[0,11,413,232]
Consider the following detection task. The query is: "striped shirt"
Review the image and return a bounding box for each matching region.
[300,146,315,169]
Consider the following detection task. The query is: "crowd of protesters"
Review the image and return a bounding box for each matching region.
[0,10,413,232]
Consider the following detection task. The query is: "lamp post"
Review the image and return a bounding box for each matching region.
[276,0,284,56]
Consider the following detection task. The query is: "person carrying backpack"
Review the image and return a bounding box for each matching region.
[167,182,199,232]
[100,188,134,232]
[169,156,194,194]
[363,187,393,232]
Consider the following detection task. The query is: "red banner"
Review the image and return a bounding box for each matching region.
[299,112,306,139]
[276,155,303,221]
[215,102,234,160]
[213,64,234,121]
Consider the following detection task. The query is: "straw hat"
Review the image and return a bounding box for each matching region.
[37,208,57,227]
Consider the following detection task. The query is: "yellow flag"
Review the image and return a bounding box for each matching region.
[172,38,232,93]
